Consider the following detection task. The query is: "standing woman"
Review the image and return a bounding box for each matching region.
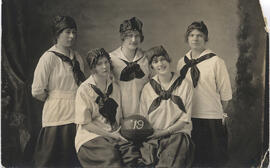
[177,21,232,167]
[110,17,149,118]
[139,46,194,168]
[31,15,85,167]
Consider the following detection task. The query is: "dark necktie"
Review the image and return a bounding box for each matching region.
[180,53,216,88]
[148,73,186,114]
[49,51,86,86]
[90,83,118,125]
[119,56,145,81]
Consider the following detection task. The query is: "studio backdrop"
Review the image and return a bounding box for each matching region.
[2,0,268,167]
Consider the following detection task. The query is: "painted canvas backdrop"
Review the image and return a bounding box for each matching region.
[1,0,267,167]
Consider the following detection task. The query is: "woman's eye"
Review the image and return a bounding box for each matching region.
[152,60,158,64]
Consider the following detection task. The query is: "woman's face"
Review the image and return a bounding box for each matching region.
[94,56,111,77]
[122,31,141,50]
[57,28,77,48]
[188,29,206,50]
[151,56,170,75]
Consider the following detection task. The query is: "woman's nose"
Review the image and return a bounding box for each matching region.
[70,32,76,38]
[102,63,107,68]
[156,61,163,66]
[194,35,199,40]
[131,36,136,41]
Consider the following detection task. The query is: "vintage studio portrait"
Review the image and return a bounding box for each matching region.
[2,0,268,167]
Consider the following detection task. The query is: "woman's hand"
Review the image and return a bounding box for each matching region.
[147,129,170,139]
[110,130,128,142]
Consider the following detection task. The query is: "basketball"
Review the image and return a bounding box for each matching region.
[120,115,154,142]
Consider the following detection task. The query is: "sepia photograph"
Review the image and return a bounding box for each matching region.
[2,0,268,167]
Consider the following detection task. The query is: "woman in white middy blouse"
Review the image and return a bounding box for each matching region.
[31,15,85,167]
[110,17,149,118]
[139,46,194,168]
[75,48,130,168]
[177,21,232,167]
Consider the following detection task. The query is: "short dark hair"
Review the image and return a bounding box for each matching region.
[185,21,208,42]
[86,48,113,72]
[52,15,77,44]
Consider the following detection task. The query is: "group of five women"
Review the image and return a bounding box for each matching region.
[32,15,232,168]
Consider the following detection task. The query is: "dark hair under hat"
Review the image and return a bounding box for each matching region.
[86,48,112,71]
[146,45,171,65]
[52,15,77,43]
[120,17,144,42]
[185,21,208,42]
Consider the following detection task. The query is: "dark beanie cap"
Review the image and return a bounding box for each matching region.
[185,21,208,42]
[86,48,111,70]
[146,45,171,64]
[119,17,143,34]
[52,15,77,38]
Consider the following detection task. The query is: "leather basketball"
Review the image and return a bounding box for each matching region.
[120,115,154,142]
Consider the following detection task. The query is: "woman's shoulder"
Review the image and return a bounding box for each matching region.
[109,47,121,57]
[141,80,153,93]
[208,54,226,67]
[38,48,60,65]
[77,77,95,94]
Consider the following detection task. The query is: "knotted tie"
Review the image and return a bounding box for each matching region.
[148,74,186,114]
[119,56,145,81]
[180,53,216,88]
[90,83,118,125]
[49,51,86,85]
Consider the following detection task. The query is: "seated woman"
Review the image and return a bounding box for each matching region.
[139,46,194,168]
[74,48,127,167]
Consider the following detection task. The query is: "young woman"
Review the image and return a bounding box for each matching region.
[177,21,232,167]
[75,48,130,167]
[139,46,194,168]
[110,17,149,118]
[31,16,85,167]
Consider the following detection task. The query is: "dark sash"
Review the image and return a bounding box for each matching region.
[90,83,118,125]
[119,56,145,81]
[148,73,186,114]
[180,53,216,88]
[49,51,85,86]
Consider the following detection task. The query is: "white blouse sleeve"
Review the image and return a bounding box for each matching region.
[114,84,123,124]
[31,52,54,101]
[75,84,93,124]
[215,58,233,101]
[139,86,150,119]
[182,80,193,122]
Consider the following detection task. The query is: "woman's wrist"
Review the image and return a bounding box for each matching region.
[167,128,173,135]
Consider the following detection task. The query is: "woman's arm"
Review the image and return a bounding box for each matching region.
[32,53,53,101]
[221,100,229,110]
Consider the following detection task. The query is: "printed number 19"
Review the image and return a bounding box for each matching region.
[133,120,144,129]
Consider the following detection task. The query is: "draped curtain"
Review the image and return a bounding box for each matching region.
[2,0,43,166]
